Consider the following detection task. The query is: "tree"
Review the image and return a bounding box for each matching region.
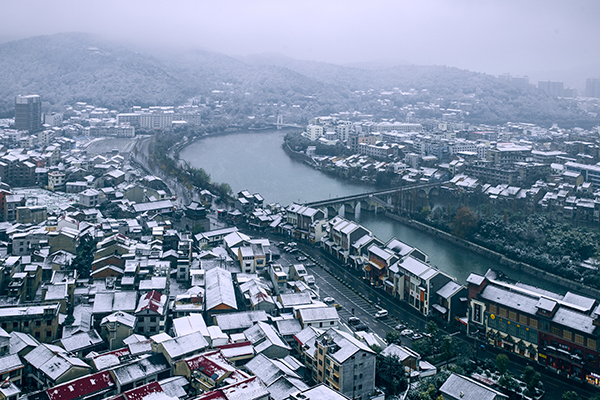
[562,391,582,400]
[426,321,439,338]
[385,329,402,345]
[452,207,478,238]
[375,354,408,397]
[69,234,96,279]
[495,353,509,374]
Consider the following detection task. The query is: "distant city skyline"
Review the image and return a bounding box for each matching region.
[1,0,599,88]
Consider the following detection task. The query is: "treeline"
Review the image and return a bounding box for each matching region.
[419,207,600,289]
[149,130,233,202]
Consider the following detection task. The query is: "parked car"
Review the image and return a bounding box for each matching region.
[411,333,423,341]
[374,309,388,318]
[296,255,307,261]
[400,329,414,336]
[394,324,406,331]
[348,317,361,326]
[323,297,335,304]
[354,324,369,332]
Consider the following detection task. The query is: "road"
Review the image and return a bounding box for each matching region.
[262,231,599,399]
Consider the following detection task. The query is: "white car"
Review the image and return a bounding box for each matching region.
[374,309,388,318]
[400,329,414,336]
[323,297,335,304]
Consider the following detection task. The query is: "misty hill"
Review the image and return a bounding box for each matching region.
[0,33,595,128]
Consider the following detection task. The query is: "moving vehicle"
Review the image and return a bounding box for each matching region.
[400,329,414,336]
[323,297,335,304]
[374,309,388,318]
[394,323,406,331]
[354,324,369,332]
[411,333,423,341]
[348,317,361,326]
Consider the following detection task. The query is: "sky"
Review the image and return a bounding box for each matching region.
[2,0,599,83]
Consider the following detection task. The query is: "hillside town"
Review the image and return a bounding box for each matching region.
[0,94,599,400]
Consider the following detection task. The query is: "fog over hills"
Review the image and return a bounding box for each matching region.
[0,32,595,128]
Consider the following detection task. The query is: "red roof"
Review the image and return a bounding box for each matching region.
[46,371,116,400]
[144,290,163,302]
[216,341,252,350]
[185,354,231,379]
[93,347,130,359]
[194,391,227,400]
[123,381,162,400]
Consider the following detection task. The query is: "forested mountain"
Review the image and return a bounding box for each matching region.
[0,32,595,128]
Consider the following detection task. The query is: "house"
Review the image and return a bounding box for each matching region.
[205,268,237,316]
[135,290,167,336]
[92,292,138,328]
[110,353,171,393]
[244,353,308,400]
[439,373,508,400]
[43,371,117,400]
[243,322,290,359]
[380,343,420,371]
[0,353,24,387]
[153,332,209,364]
[57,330,104,357]
[173,350,237,391]
[193,376,269,400]
[0,303,60,343]
[171,314,209,342]
[214,311,268,335]
[297,307,339,329]
[100,311,136,350]
[23,343,92,389]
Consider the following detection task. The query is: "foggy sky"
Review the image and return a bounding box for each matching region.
[2,0,599,80]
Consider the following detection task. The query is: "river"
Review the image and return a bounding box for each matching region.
[180,129,566,293]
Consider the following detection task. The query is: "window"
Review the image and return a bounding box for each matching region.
[149,326,156,333]
[35,331,40,338]
[499,307,507,318]
[359,373,363,379]
[46,320,52,326]
[12,322,18,328]
[530,318,538,329]
[36,321,41,327]
[150,317,157,323]
[319,322,323,328]
[1,323,5,330]
[319,348,323,355]
[319,360,323,365]
[488,304,498,314]
[508,311,517,321]
[358,384,362,390]
[139,327,144,333]
[138,316,145,322]
[551,326,561,336]
[575,334,584,345]
[23,321,28,327]
[46,330,51,338]
[563,331,572,341]
[519,315,527,324]
[588,339,597,349]
[330,321,335,325]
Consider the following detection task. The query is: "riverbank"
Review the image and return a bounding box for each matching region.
[385,212,600,297]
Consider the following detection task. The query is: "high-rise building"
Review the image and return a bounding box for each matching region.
[586,78,600,98]
[15,95,42,133]
[538,81,564,97]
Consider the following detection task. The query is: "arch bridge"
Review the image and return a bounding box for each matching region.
[303,182,442,217]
